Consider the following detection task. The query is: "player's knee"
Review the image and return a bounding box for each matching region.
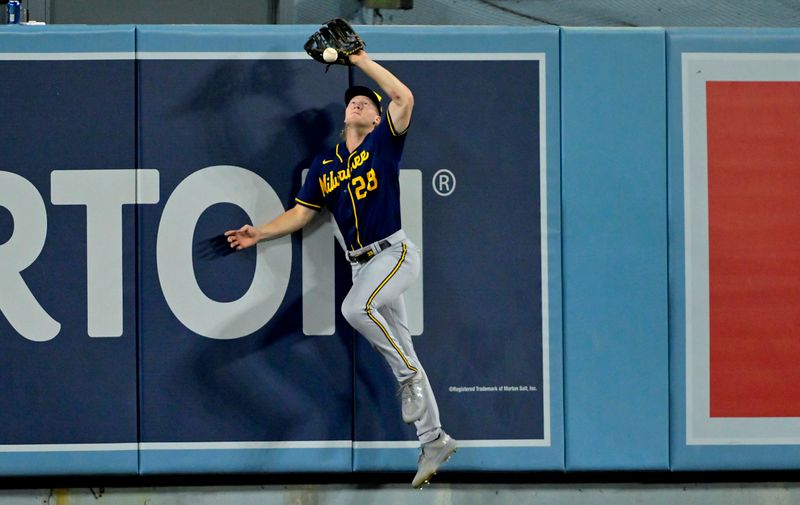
[341,298,365,328]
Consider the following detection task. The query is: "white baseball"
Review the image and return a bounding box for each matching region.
[323,47,338,63]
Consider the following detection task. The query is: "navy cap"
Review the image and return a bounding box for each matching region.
[344,85,382,114]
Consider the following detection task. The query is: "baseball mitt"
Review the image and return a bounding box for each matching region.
[304,18,365,66]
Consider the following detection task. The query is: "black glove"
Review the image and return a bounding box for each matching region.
[304,18,366,66]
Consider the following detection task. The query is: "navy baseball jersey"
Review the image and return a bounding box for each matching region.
[295,110,408,251]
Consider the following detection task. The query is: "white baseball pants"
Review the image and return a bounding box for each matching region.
[341,237,442,443]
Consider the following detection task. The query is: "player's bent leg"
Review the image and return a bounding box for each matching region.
[341,291,419,381]
[342,242,421,382]
[343,242,456,486]
[342,294,426,423]
[343,241,430,423]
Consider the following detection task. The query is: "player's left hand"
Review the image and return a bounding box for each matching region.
[304,18,366,66]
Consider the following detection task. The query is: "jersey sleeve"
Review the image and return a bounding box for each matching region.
[294,158,325,211]
[376,108,408,161]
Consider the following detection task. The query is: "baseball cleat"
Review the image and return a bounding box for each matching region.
[412,432,457,488]
[399,373,426,424]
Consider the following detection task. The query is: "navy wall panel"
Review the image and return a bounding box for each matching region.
[136,26,353,473]
[0,26,138,475]
[349,26,564,472]
[561,28,669,471]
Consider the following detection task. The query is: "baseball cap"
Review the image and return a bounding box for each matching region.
[345,85,382,114]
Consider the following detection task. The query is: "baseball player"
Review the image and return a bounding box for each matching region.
[224,43,456,487]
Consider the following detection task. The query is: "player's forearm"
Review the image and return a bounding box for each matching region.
[352,53,414,108]
[256,206,313,241]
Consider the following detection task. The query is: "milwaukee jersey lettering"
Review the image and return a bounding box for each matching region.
[296,111,407,250]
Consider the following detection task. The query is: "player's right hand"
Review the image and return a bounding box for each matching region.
[224,225,260,251]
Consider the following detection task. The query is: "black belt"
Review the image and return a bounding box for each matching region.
[349,240,391,264]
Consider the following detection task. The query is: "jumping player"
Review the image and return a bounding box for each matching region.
[224,49,456,487]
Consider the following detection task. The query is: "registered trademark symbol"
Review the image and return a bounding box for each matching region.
[432,169,456,197]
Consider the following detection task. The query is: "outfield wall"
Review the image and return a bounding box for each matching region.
[0,24,797,475]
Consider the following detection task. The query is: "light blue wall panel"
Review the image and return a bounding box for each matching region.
[561,28,669,470]
[668,28,800,471]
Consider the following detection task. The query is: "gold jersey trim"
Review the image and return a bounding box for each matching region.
[295,197,322,210]
[386,109,409,137]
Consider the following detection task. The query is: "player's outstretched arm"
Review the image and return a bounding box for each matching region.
[224,204,317,251]
[350,50,414,133]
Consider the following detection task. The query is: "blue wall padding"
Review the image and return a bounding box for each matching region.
[0,24,135,52]
[136,24,316,52]
[561,28,669,471]
[668,28,800,471]
[5,23,800,477]
[135,25,353,474]
[347,26,564,472]
[139,449,352,474]
[0,452,137,477]
[0,25,139,476]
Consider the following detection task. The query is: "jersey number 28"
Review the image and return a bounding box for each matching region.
[352,168,378,200]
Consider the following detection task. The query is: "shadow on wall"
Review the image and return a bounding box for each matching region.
[158,58,351,441]
[172,59,339,204]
